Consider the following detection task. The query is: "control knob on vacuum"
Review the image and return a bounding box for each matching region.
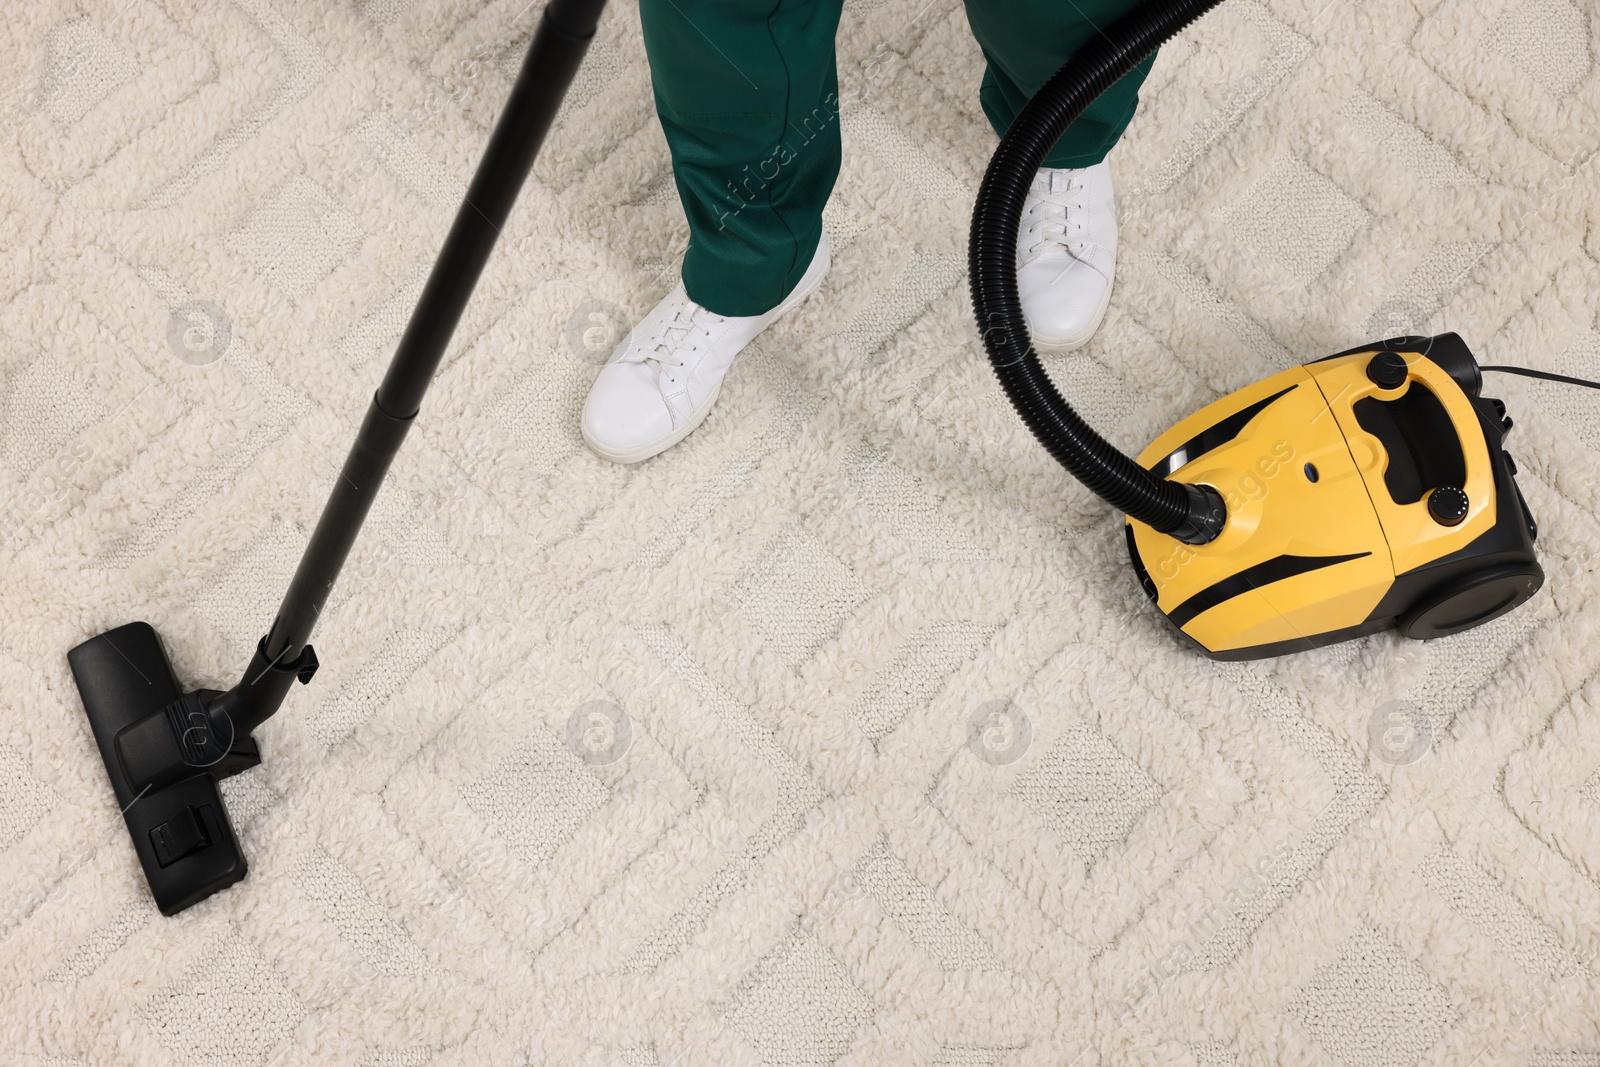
[1427,485,1470,526]
[1366,351,1408,390]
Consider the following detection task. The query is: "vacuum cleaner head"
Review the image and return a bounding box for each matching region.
[68,623,256,914]
[1124,333,1542,659]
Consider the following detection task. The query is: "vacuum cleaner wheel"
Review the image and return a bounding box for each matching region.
[1398,564,1544,640]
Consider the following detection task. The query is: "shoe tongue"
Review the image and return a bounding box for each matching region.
[1050,170,1067,195]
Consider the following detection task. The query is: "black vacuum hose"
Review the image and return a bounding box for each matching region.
[969,0,1227,544]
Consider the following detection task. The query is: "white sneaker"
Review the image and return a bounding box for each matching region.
[581,233,831,464]
[1017,161,1117,353]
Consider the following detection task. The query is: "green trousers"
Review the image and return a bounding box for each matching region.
[638,0,1157,316]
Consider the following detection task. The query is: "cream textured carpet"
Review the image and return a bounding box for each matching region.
[4,0,1600,1063]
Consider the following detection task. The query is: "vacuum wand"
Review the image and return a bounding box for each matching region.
[67,0,609,915]
[242,0,611,731]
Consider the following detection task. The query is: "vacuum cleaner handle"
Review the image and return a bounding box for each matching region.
[969,0,1228,544]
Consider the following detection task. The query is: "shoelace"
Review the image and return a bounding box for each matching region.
[1022,169,1086,264]
[620,295,711,384]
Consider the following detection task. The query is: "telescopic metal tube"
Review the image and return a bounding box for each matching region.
[225,0,609,735]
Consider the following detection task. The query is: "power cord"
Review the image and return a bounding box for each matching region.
[1482,365,1600,391]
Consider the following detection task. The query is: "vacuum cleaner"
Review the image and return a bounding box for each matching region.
[971,0,1599,660]
[64,0,1597,915]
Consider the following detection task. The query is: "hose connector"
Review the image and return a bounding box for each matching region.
[1166,483,1227,545]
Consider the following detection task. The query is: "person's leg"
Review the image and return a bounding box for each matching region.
[639,0,845,316]
[962,0,1154,352]
[582,0,843,463]
[962,0,1157,166]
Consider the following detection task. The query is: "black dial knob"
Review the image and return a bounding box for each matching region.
[1366,351,1408,390]
[1427,485,1469,526]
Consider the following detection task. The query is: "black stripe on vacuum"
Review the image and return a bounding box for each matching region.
[1147,385,1299,479]
[1167,551,1372,628]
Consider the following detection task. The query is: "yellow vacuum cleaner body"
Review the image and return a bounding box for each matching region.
[1125,334,1542,660]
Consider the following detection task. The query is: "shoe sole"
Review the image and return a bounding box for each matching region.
[1029,262,1115,355]
[582,236,831,465]
[582,375,728,465]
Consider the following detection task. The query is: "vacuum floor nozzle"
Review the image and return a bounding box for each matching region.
[68,622,254,915]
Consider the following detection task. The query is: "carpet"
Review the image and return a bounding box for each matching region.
[3,0,1600,1063]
